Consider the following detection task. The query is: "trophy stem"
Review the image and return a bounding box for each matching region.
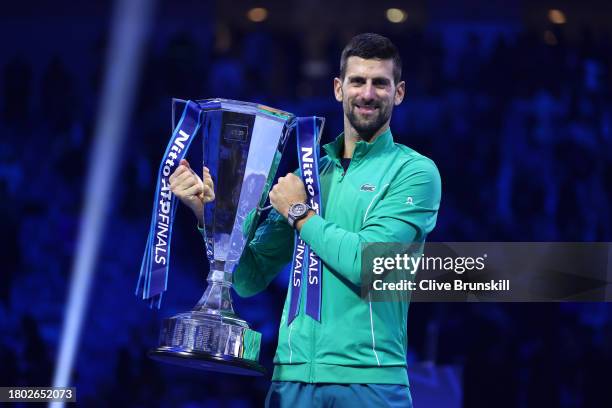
[193,268,236,316]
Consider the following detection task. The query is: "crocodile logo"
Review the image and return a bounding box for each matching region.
[360,183,376,192]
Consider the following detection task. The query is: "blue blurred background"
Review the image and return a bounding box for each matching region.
[1,0,612,406]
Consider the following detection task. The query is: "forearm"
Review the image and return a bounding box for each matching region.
[299,214,417,288]
[232,211,294,297]
[295,210,315,231]
[233,243,289,297]
[294,159,440,288]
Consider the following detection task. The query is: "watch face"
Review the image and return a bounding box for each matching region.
[291,203,307,217]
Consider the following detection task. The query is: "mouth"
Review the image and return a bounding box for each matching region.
[354,103,378,115]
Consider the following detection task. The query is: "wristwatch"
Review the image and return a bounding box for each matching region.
[287,202,312,229]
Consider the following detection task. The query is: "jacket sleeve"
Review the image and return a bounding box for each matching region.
[299,158,441,287]
[228,209,294,297]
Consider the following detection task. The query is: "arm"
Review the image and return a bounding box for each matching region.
[169,158,293,298]
[298,159,441,287]
[231,209,294,297]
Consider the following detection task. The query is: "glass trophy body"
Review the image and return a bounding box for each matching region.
[148,99,295,375]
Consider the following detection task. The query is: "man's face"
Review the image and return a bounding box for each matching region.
[334,56,405,140]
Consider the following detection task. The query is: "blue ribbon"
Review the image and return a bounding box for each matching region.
[288,117,323,324]
[136,100,203,309]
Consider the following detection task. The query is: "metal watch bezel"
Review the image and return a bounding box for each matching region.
[287,202,311,228]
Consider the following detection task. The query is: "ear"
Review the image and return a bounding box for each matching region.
[394,80,406,105]
[333,77,343,102]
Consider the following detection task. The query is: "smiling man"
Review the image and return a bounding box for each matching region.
[170,33,441,407]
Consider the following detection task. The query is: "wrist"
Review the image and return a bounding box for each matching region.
[295,210,315,232]
[285,197,307,218]
[192,207,204,227]
[287,201,311,228]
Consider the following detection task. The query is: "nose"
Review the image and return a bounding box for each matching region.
[360,82,376,102]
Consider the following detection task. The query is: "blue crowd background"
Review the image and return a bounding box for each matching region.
[1,1,611,407]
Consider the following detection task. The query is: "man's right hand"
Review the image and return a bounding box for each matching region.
[169,159,215,221]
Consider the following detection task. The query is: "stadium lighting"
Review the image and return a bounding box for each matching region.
[548,9,566,25]
[50,0,154,406]
[247,7,268,22]
[386,8,407,23]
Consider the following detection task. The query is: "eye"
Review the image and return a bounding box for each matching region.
[373,78,391,88]
[349,77,365,85]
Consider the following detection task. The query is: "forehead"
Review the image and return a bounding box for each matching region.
[344,56,395,81]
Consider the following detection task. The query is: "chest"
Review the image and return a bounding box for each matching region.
[318,159,398,231]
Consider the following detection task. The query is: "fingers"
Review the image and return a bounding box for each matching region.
[170,162,214,204]
[276,173,298,187]
[170,172,202,200]
[202,184,215,202]
[268,183,289,218]
[183,183,203,197]
[270,173,307,212]
[203,176,214,190]
[202,166,214,189]
[172,170,194,189]
[202,168,213,181]
[268,187,277,202]
[278,173,297,181]
[284,172,300,183]
[170,160,200,184]
[202,184,213,195]
[169,164,189,184]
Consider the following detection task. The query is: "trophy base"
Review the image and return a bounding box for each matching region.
[150,310,265,376]
[148,347,266,376]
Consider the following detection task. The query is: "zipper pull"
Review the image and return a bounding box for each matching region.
[336,161,345,180]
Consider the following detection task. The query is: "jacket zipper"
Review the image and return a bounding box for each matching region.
[341,157,349,180]
[310,161,342,381]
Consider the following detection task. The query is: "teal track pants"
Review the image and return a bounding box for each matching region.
[265,381,413,408]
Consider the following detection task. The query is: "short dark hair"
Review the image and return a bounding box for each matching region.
[339,33,402,84]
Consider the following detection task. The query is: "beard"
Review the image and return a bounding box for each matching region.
[344,99,392,142]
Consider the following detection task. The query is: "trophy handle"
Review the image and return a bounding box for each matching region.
[257,204,273,213]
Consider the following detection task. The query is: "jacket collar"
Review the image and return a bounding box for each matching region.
[323,127,394,164]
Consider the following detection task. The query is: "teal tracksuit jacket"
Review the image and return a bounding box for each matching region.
[233,128,441,386]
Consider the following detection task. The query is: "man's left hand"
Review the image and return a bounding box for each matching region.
[269,173,307,219]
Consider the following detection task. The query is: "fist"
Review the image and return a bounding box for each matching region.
[269,173,307,219]
[169,159,215,218]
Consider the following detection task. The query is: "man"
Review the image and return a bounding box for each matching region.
[169,33,441,407]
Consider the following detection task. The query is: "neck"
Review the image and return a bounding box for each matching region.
[342,119,389,159]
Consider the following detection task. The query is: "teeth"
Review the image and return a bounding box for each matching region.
[355,105,377,110]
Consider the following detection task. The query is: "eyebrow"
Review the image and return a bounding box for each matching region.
[347,75,391,85]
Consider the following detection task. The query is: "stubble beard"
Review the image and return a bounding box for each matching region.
[344,100,391,142]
